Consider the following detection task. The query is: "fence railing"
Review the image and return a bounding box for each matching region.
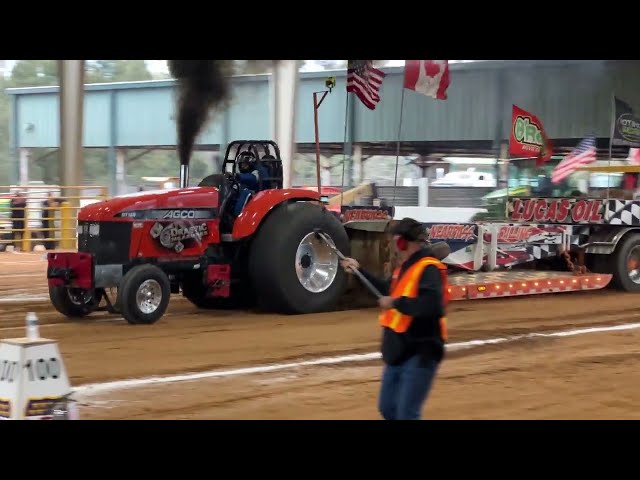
[0,185,108,252]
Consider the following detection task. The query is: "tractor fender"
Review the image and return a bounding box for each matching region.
[585,226,640,255]
[231,189,322,240]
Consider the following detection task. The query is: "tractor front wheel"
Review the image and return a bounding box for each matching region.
[49,286,98,319]
[249,201,350,314]
[117,265,171,324]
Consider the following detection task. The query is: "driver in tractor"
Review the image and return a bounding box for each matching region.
[233,151,269,216]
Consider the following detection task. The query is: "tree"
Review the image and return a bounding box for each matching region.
[10,60,59,88]
[0,60,158,187]
[86,60,153,83]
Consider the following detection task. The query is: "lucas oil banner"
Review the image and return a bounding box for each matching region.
[612,96,640,148]
[508,197,605,224]
[509,105,553,165]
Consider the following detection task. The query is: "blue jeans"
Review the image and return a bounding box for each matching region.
[378,354,440,420]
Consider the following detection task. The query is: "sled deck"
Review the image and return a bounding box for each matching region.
[448,270,613,301]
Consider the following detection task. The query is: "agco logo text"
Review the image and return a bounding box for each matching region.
[163,210,196,219]
[513,116,543,148]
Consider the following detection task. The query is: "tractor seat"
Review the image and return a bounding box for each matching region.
[258,154,281,190]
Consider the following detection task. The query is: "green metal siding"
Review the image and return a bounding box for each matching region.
[296,75,351,144]
[7,61,640,149]
[354,67,501,143]
[84,91,111,146]
[17,93,58,148]
[227,80,270,140]
[115,87,177,146]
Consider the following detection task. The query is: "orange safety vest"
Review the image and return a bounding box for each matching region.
[379,257,449,342]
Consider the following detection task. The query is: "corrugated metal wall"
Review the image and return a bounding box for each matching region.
[9,61,640,149]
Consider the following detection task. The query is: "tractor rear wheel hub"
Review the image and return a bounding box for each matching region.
[295,232,339,293]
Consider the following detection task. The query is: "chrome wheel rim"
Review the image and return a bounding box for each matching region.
[295,232,339,293]
[136,279,162,314]
[628,246,640,284]
[67,288,93,306]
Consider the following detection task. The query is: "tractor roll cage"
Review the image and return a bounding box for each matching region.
[222,140,284,190]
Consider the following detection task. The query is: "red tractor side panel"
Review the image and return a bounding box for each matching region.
[231,189,322,240]
[131,219,221,259]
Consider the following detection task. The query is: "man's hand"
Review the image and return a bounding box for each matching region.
[378,296,395,310]
[340,257,360,274]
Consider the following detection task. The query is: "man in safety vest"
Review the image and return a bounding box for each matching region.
[340,217,450,420]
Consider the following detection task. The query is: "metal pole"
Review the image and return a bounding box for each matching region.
[607,92,615,203]
[313,92,322,193]
[313,90,330,193]
[339,93,351,210]
[58,60,85,201]
[392,86,407,206]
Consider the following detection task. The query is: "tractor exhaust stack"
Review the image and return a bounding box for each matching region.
[180,164,189,188]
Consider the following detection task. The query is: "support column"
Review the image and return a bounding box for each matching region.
[58,60,85,199]
[352,144,362,185]
[9,94,19,185]
[219,108,231,163]
[19,148,30,186]
[499,142,509,189]
[494,68,507,188]
[270,60,299,189]
[116,148,127,196]
[108,90,118,196]
[418,177,429,207]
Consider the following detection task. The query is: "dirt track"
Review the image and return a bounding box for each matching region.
[2,252,640,420]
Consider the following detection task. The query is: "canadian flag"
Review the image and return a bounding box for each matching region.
[403,60,450,100]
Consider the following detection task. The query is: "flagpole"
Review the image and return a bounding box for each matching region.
[339,90,351,210]
[607,92,615,202]
[392,84,407,207]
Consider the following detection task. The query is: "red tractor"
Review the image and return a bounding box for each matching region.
[46,140,351,325]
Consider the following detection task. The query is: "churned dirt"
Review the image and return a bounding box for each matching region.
[2,252,640,420]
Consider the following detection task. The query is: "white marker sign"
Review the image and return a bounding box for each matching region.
[0,338,72,420]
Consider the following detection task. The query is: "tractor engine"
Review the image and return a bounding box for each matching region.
[47,187,227,324]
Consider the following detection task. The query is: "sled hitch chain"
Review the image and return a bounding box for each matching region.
[561,248,588,276]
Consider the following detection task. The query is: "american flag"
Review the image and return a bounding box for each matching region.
[551,136,597,184]
[346,60,386,110]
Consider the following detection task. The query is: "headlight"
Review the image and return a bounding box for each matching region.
[89,223,100,236]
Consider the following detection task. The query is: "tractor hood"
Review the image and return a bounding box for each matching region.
[78,187,220,222]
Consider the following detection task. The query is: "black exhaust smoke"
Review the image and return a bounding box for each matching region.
[167,60,233,187]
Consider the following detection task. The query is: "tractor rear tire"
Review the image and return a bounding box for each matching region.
[49,286,97,318]
[610,233,640,293]
[249,201,350,314]
[117,264,171,324]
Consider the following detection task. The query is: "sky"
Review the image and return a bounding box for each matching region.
[2,60,482,78]
[144,60,483,75]
[144,60,408,75]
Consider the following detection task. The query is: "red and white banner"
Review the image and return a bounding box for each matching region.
[403,60,450,100]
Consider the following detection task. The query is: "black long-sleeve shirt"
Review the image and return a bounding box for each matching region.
[360,248,446,366]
